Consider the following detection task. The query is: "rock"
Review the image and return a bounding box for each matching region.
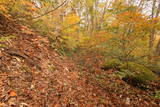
[101,59,122,70]
[121,62,157,83]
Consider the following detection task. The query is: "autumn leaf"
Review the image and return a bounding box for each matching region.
[8,90,17,97]
[0,103,6,107]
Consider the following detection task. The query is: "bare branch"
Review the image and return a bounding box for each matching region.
[32,0,69,19]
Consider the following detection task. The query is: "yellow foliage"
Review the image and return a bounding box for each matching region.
[62,33,89,50]
[65,14,80,25]
[84,31,111,48]
[116,11,147,24]
[0,0,10,14]
[87,0,94,7]
[0,6,7,13]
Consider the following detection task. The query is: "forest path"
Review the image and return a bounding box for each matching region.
[0,15,159,107]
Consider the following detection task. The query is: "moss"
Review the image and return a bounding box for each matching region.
[146,62,160,76]
[101,59,122,70]
[120,62,157,83]
[101,60,157,87]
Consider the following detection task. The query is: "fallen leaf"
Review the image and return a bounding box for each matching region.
[8,90,17,97]
[0,103,7,107]
[20,103,29,107]
[8,98,16,106]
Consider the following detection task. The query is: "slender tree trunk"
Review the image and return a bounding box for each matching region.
[149,0,156,51]
[156,39,160,55]
[149,0,160,52]
[149,29,156,50]
[155,2,160,55]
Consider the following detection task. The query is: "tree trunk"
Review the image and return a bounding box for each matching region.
[149,0,160,52]
[149,0,156,51]
[149,29,155,50]
[156,39,160,55]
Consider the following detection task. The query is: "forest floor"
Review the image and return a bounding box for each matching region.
[0,14,160,107]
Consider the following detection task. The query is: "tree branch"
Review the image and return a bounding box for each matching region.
[32,0,68,19]
[61,19,82,31]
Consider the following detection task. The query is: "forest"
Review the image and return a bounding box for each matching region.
[0,0,160,106]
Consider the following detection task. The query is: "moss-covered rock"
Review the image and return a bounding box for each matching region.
[101,59,122,70]
[120,62,157,83]
[101,60,157,87]
[146,62,160,76]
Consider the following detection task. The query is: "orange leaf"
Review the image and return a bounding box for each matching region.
[8,90,17,97]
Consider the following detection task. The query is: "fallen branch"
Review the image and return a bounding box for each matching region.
[4,48,42,71]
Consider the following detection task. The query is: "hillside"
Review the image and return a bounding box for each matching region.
[0,13,160,107]
[1,0,160,106]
